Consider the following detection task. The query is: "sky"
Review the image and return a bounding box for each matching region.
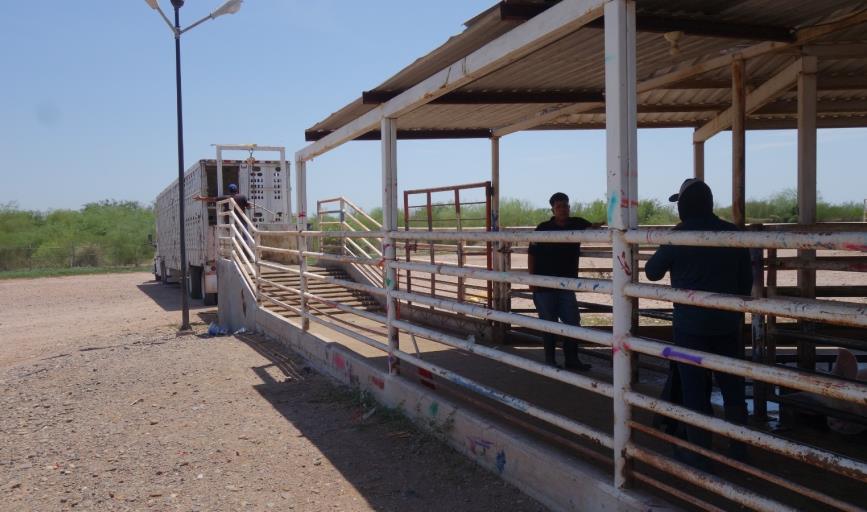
[2,0,866,213]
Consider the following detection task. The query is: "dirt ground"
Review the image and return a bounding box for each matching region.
[0,273,545,511]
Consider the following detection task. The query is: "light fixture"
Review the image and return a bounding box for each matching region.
[211,0,243,19]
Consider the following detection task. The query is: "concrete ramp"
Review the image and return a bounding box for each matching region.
[218,257,674,511]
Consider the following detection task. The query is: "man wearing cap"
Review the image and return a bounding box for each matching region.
[194,183,249,212]
[645,178,752,466]
[528,192,601,371]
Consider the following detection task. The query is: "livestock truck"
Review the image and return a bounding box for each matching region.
[153,144,291,305]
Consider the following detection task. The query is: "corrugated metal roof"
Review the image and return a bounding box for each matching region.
[305,0,867,141]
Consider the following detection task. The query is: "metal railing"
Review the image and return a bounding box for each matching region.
[216,198,259,295]
[218,199,867,511]
[316,196,384,287]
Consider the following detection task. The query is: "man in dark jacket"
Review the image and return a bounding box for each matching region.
[645,178,752,465]
[529,192,601,371]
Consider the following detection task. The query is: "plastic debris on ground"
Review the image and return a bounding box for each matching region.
[207,322,228,336]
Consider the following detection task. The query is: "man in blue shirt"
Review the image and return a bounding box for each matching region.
[529,192,600,371]
[645,178,753,466]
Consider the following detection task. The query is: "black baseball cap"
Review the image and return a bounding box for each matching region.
[549,192,569,206]
[668,178,702,202]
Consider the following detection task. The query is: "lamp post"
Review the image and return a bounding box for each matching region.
[145,0,242,331]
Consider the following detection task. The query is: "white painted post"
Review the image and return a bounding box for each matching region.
[604,0,637,489]
[797,55,818,370]
[693,138,705,180]
[296,158,309,331]
[216,147,224,197]
[279,147,292,222]
[382,117,400,374]
[254,230,261,303]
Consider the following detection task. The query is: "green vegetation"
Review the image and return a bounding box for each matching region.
[3,190,862,276]
[0,265,150,280]
[327,191,863,231]
[365,197,678,228]
[715,189,863,224]
[0,201,155,273]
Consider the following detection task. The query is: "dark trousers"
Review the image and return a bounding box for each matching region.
[674,331,748,462]
[532,290,580,365]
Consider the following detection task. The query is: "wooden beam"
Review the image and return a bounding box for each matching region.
[732,58,746,228]
[802,42,867,58]
[498,2,555,22]
[531,116,867,130]
[743,115,867,130]
[657,75,867,91]
[633,15,793,41]
[637,9,867,95]
[694,59,802,142]
[756,98,867,115]
[296,0,605,162]
[586,15,793,42]
[361,89,604,104]
[501,3,794,41]
[494,12,867,136]
[819,75,867,90]
[305,128,491,142]
[493,101,603,137]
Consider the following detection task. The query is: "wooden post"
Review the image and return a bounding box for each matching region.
[749,225,767,419]
[693,138,705,180]
[797,55,818,371]
[491,136,508,343]
[732,58,746,228]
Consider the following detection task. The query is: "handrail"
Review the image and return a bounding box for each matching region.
[226,195,867,511]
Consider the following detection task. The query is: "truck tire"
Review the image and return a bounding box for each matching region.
[189,266,204,300]
[202,271,217,306]
[160,260,168,284]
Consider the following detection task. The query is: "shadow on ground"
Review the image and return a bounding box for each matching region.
[235,333,547,512]
[136,280,212,313]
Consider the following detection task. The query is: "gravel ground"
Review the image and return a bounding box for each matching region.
[0,273,545,511]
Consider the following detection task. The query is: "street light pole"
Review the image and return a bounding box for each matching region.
[145,0,242,332]
[171,0,190,331]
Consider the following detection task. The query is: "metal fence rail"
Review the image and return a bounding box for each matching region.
[216,196,867,511]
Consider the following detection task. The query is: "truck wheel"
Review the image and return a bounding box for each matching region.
[160,260,168,284]
[202,270,218,306]
[189,266,204,299]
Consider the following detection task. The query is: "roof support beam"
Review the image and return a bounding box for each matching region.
[638,9,867,95]
[694,59,802,142]
[305,128,491,142]
[296,0,605,162]
[500,3,794,41]
[533,116,867,131]
[493,101,603,137]
[801,42,867,58]
[362,89,604,104]
[493,12,867,136]
[654,75,867,91]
